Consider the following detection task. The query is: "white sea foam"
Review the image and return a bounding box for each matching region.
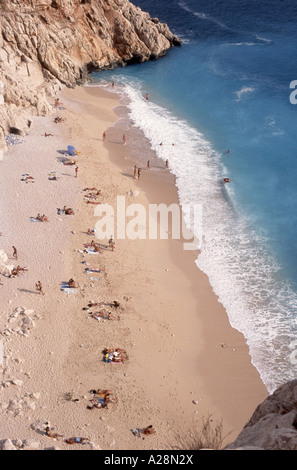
[256,35,273,45]
[178,1,231,32]
[96,78,297,393]
[224,42,257,47]
[234,86,255,102]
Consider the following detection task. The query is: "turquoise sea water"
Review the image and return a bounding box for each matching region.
[91,0,297,393]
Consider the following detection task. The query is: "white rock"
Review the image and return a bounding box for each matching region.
[11,379,23,387]
[1,439,17,451]
[22,440,40,450]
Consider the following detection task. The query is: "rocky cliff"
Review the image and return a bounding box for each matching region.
[0,0,181,158]
[225,380,297,450]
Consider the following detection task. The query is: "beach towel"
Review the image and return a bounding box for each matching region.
[30,217,42,223]
[61,282,77,294]
[62,288,77,294]
[85,249,99,255]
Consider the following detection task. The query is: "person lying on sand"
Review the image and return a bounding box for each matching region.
[90,240,102,253]
[63,159,77,166]
[21,175,35,183]
[45,427,64,440]
[45,132,54,137]
[87,228,95,235]
[87,389,115,410]
[65,437,89,445]
[25,176,35,183]
[103,347,128,363]
[9,265,28,278]
[54,98,63,108]
[86,200,101,205]
[90,311,119,321]
[86,301,100,308]
[63,206,74,215]
[144,425,156,435]
[54,116,65,123]
[9,268,18,278]
[68,278,78,289]
[36,214,49,222]
[85,193,99,200]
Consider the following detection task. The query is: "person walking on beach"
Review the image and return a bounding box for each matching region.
[36,281,44,295]
[165,159,169,169]
[123,134,126,145]
[12,246,18,260]
[134,165,137,179]
[147,160,150,170]
[102,131,106,142]
[75,166,78,178]
[137,167,141,180]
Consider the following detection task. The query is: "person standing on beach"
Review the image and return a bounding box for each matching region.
[12,246,18,260]
[109,236,115,251]
[103,131,106,142]
[147,160,150,170]
[134,165,137,179]
[123,134,126,145]
[75,166,78,178]
[137,168,141,180]
[165,159,169,169]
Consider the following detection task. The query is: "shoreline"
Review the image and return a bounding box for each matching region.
[61,85,268,437]
[0,84,268,450]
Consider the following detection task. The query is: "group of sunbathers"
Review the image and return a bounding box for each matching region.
[9,265,28,278]
[103,347,128,364]
[87,389,115,410]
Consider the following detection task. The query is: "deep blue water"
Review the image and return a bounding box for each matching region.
[91,0,297,392]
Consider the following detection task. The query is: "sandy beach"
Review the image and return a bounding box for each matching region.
[0,84,268,450]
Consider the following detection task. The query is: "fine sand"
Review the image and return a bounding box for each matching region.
[0,85,268,450]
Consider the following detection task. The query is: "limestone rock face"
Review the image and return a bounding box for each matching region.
[0,0,181,151]
[225,380,297,450]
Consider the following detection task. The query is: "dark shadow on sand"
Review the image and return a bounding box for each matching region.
[121,172,135,179]
[18,288,40,295]
[104,140,123,145]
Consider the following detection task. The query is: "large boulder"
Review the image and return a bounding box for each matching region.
[225,380,297,450]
